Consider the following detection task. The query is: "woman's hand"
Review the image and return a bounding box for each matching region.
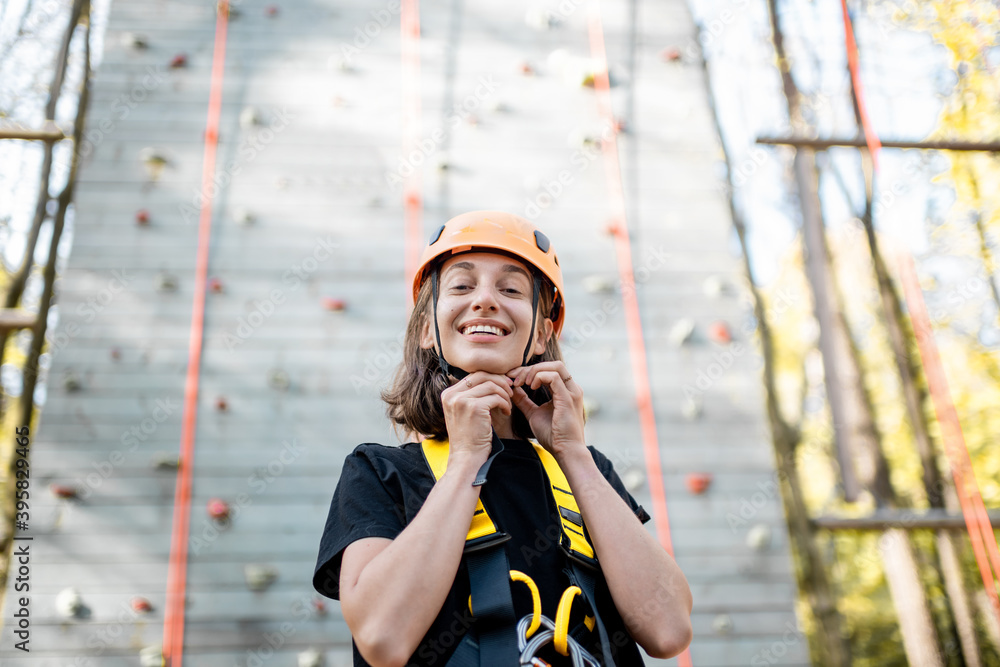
[507,361,586,458]
[440,371,513,463]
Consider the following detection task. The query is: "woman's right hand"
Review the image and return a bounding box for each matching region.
[440,371,514,462]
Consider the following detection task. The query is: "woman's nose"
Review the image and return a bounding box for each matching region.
[471,285,499,311]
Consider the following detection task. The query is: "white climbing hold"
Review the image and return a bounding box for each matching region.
[702,276,726,297]
[298,648,326,667]
[139,645,164,667]
[746,524,772,552]
[55,588,87,619]
[121,32,149,49]
[713,614,733,635]
[268,368,291,391]
[153,453,181,470]
[620,468,645,493]
[582,275,615,294]
[681,396,702,421]
[239,106,260,129]
[668,319,695,346]
[582,398,600,419]
[525,7,558,30]
[232,207,254,225]
[244,564,279,592]
[139,148,168,180]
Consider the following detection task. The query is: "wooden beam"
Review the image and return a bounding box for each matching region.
[0,121,66,142]
[813,509,1000,531]
[0,309,37,333]
[757,136,1000,152]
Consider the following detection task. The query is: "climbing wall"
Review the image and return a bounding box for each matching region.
[1,0,808,664]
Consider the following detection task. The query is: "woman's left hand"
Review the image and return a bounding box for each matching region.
[506,361,586,458]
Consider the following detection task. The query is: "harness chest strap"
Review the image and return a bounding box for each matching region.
[420,438,596,563]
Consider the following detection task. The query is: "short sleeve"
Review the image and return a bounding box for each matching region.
[312,445,407,600]
[588,446,652,524]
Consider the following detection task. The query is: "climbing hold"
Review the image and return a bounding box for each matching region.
[275,176,290,190]
[661,47,682,62]
[155,272,178,292]
[110,347,122,361]
[135,209,151,226]
[746,524,772,552]
[702,275,726,297]
[265,5,279,17]
[708,321,732,344]
[465,114,479,127]
[485,100,508,113]
[206,498,231,521]
[131,596,154,613]
[525,7,557,30]
[231,207,254,225]
[668,319,695,346]
[681,396,702,421]
[169,53,187,68]
[50,484,80,500]
[63,371,82,392]
[55,588,89,619]
[613,118,626,134]
[207,276,224,294]
[603,221,624,238]
[268,368,291,391]
[582,398,600,419]
[685,473,713,495]
[139,148,168,180]
[321,297,347,312]
[620,468,645,493]
[215,395,229,412]
[153,453,181,470]
[312,598,328,615]
[121,32,149,50]
[239,106,259,129]
[712,614,733,635]
[298,648,325,667]
[244,564,279,592]
[139,645,164,667]
[518,62,535,76]
[582,275,615,294]
[435,156,451,171]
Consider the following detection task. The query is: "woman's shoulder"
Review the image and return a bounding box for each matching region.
[344,441,429,477]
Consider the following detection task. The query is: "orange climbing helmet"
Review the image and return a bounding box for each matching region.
[412,210,565,336]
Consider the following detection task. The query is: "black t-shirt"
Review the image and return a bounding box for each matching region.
[313,438,652,666]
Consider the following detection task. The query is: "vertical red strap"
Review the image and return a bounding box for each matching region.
[402,0,423,306]
[162,2,231,664]
[587,8,692,667]
[839,0,1000,624]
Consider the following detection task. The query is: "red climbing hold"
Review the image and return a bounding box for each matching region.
[50,484,79,499]
[685,473,713,495]
[518,62,535,75]
[708,321,732,344]
[206,498,231,521]
[613,118,626,134]
[322,297,347,312]
[110,347,122,361]
[208,276,224,293]
[131,597,154,613]
[265,5,279,16]
[169,53,187,68]
[135,209,150,226]
[661,47,682,62]
[312,598,328,615]
[215,396,229,412]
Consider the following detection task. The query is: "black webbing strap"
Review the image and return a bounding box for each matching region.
[466,544,519,666]
[569,561,615,667]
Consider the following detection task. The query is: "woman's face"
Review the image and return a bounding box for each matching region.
[420,251,553,376]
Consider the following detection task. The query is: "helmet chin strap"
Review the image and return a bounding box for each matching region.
[429,266,543,485]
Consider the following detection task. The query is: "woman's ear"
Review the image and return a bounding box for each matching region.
[533,318,554,356]
[419,316,434,350]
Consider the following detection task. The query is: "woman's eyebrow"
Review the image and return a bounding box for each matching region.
[444,262,530,281]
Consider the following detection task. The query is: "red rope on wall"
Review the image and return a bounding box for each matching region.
[587,7,692,667]
[162,2,231,664]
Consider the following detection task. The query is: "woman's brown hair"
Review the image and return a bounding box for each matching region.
[381,255,564,442]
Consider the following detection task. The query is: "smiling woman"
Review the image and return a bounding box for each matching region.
[312,211,693,667]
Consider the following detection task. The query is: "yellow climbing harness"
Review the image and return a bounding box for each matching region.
[421,438,605,666]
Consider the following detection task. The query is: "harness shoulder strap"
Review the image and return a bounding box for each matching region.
[530,442,597,564]
[422,438,499,542]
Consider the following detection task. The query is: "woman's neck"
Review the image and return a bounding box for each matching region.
[490,406,515,439]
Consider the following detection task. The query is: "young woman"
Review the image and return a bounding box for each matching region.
[313,211,692,666]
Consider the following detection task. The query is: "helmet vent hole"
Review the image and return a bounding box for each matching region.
[429,224,446,245]
[534,230,550,253]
